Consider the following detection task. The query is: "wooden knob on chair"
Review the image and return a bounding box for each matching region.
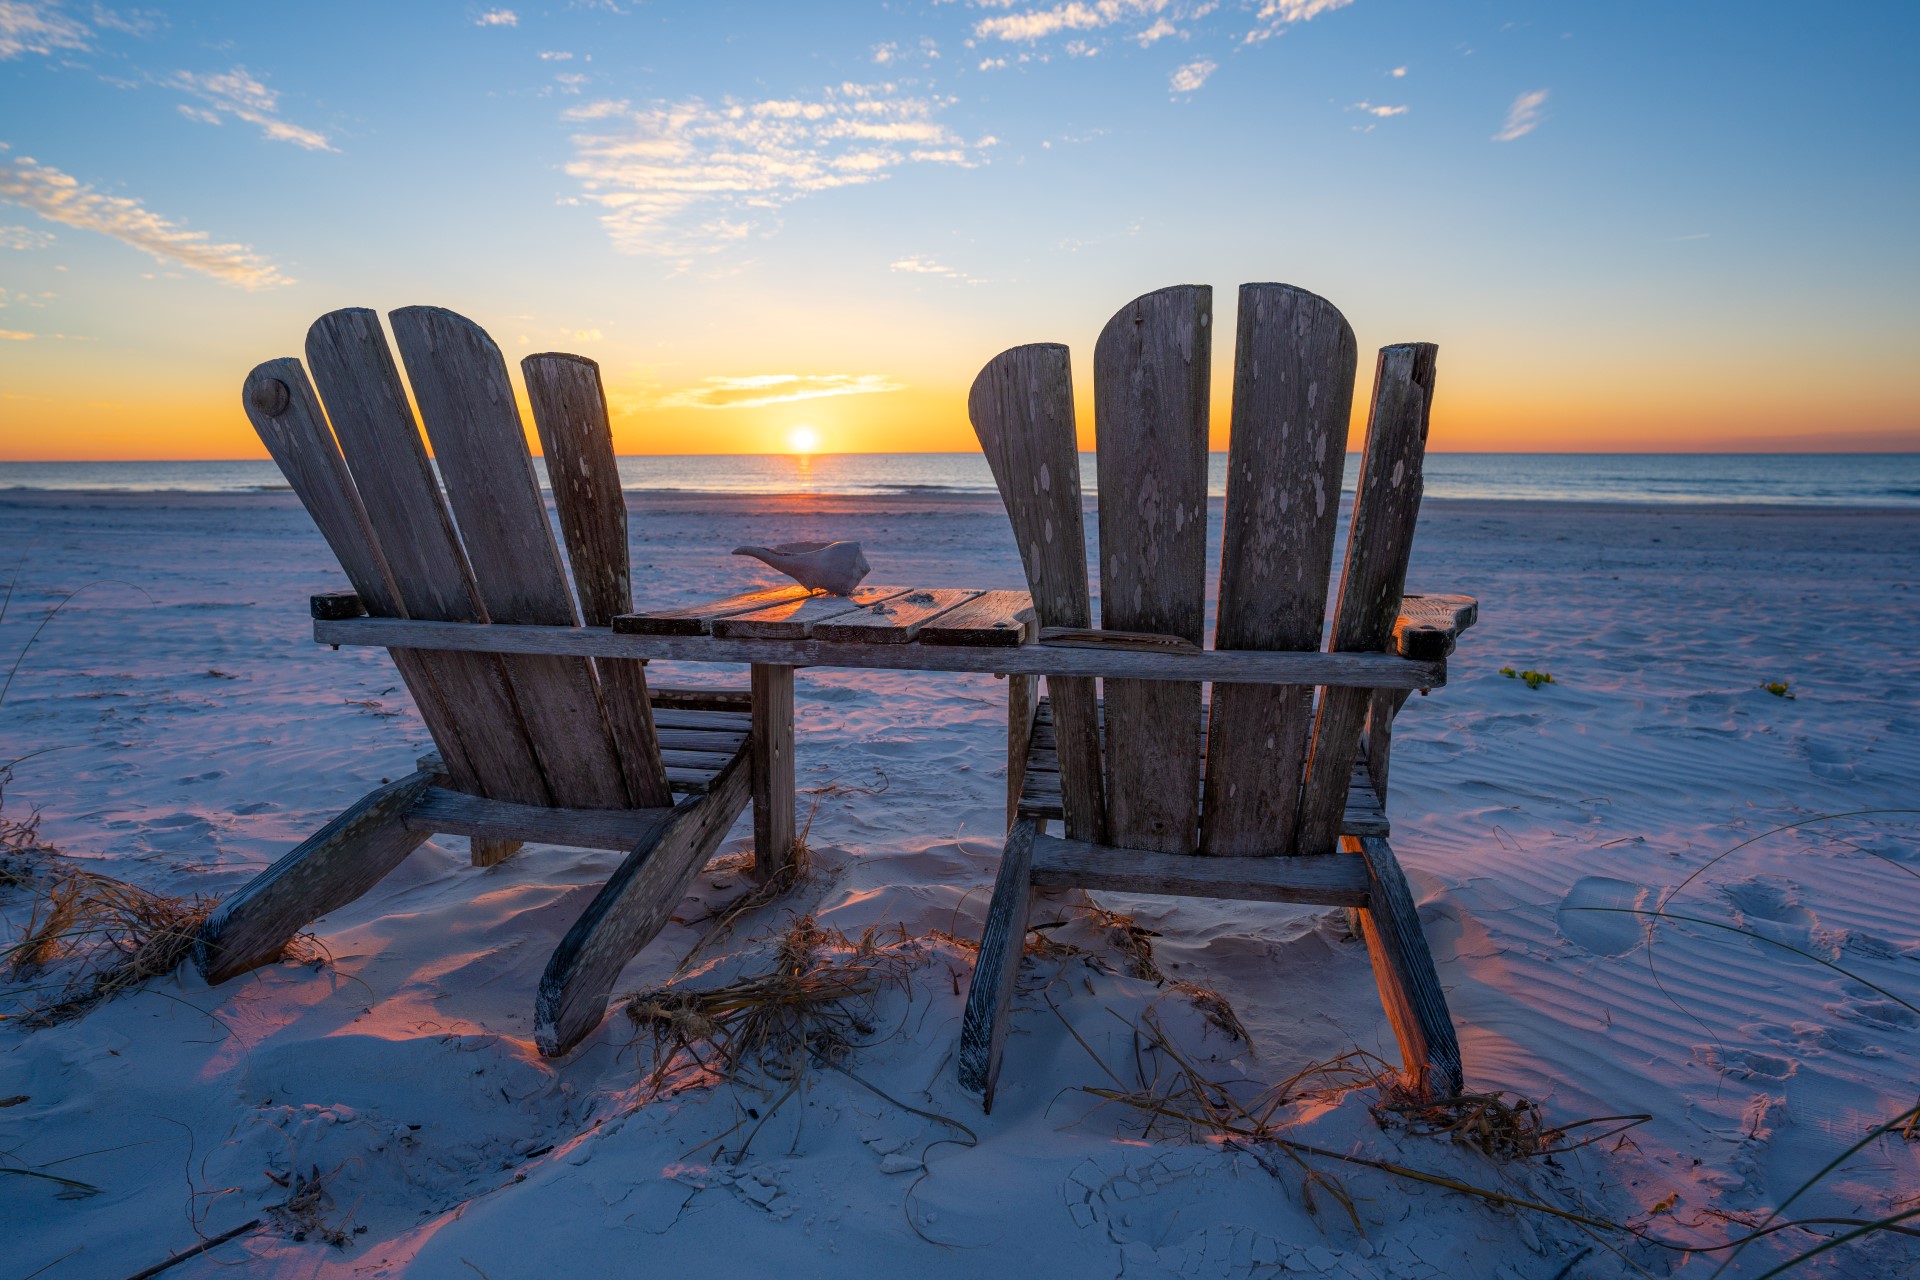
[248,374,292,418]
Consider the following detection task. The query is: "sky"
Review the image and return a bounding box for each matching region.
[0,0,1915,459]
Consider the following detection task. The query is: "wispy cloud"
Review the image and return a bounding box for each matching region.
[562,84,984,258]
[0,328,34,340]
[658,373,903,410]
[1388,65,1405,77]
[1244,0,1354,43]
[1350,100,1405,117]
[170,67,334,151]
[890,254,983,283]
[0,153,292,287]
[0,222,53,249]
[0,1,90,59]
[975,0,1169,44]
[1494,88,1548,141]
[1169,55,1214,93]
[474,8,518,26]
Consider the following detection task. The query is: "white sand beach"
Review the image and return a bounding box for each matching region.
[2,489,1916,1279]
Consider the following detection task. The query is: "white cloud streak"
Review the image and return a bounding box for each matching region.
[889,254,983,282]
[1351,100,1405,117]
[1169,55,1214,93]
[1244,0,1354,43]
[1494,88,1548,141]
[0,154,292,287]
[975,0,1168,43]
[475,8,518,26]
[0,1,89,59]
[170,67,335,151]
[657,373,903,410]
[563,84,984,258]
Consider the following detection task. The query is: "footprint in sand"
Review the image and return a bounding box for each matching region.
[1555,876,1652,956]
[1722,877,1817,948]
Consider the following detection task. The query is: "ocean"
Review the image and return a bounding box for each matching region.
[2,453,1918,507]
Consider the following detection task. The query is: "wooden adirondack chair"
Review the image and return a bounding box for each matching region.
[193,306,779,1057]
[959,283,1476,1109]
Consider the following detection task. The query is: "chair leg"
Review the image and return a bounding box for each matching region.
[958,815,1039,1111]
[470,836,523,867]
[535,749,751,1056]
[194,770,438,984]
[1350,835,1463,1098]
[749,663,796,884]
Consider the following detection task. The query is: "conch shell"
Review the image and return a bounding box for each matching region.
[731,540,871,596]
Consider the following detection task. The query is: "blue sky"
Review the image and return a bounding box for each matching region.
[1,0,1915,456]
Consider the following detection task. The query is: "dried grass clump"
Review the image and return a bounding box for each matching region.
[266,1163,359,1248]
[4,860,215,1027]
[679,771,889,967]
[1077,904,1164,982]
[1166,979,1251,1044]
[623,914,922,1099]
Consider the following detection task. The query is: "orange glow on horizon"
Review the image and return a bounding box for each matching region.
[2,359,1914,461]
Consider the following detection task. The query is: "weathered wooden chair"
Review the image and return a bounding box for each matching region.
[194,306,781,1056]
[960,283,1477,1109]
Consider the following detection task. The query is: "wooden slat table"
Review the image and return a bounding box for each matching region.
[312,585,1469,854]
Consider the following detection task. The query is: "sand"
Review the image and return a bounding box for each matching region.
[1,489,1916,1278]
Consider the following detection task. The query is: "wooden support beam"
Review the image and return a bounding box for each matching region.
[957,815,1039,1110]
[1351,835,1463,1099]
[313,616,1449,689]
[535,750,752,1056]
[750,663,796,884]
[404,785,672,851]
[1029,833,1371,907]
[195,771,437,983]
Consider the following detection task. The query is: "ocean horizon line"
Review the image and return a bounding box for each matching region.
[2,452,1918,507]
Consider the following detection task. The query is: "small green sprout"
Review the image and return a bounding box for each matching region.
[1499,666,1554,690]
[1761,680,1794,699]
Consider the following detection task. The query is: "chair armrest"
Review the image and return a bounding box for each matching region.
[1392,594,1477,660]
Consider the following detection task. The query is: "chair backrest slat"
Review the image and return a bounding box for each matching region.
[1295,343,1437,855]
[244,359,482,791]
[1201,285,1357,854]
[388,306,631,810]
[524,353,673,808]
[1092,285,1211,853]
[304,308,553,806]
[968,343,1104,841]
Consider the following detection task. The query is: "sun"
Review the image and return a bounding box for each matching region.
[786,424,822,454]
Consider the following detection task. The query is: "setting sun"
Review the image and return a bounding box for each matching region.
[786,424,822,454]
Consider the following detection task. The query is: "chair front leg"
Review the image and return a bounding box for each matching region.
[749,662,796,884]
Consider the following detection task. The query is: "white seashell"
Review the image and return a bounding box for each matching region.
[731,540,872,595]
